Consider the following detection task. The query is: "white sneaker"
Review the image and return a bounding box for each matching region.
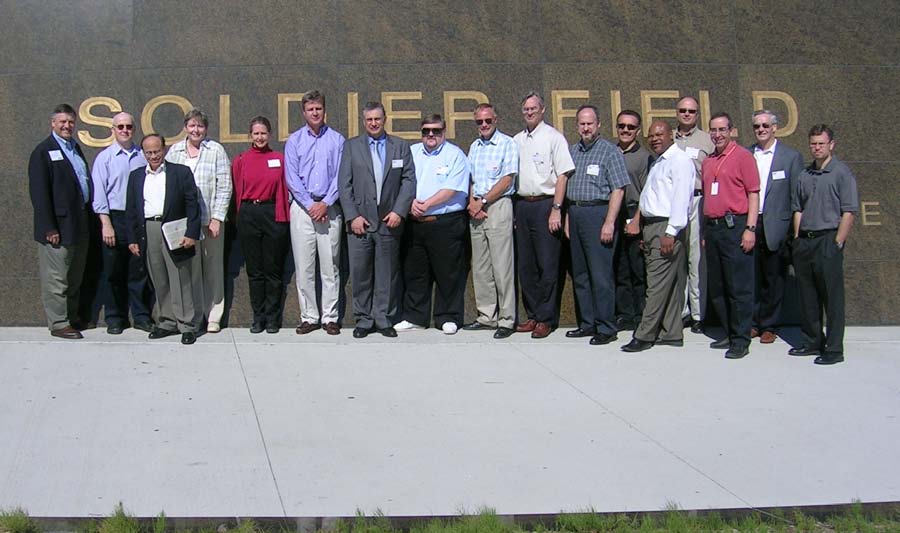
[442,322,458,335]
[394,320,424,331]
[207,322,221,333]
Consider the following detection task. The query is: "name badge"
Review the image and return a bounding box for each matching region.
[531,153,544,164]
[685,147,700,159]
[391,159,403,169]
[436,166,450,176]
[49,150,64,161]
[267,159,281,168]
[772,170,786,181]
[710,182,720,196]
[586,164,600,176]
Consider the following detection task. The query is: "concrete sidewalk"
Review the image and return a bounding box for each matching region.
[0,326,897,519]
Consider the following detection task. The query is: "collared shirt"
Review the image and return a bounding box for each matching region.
[91,142,146,213]
[619,141,653,208]
[513,121,575,196]
[753,139,777,214]
[143,163,167,218]
[701,142,760,218]
[468,129,518,197]
[674,126,715,188]
[640,144,696,236]
[284,124,345,209]
[166,138,232,224]
[411,140,469,215]
[567,137,630,202]
[793,156,859,231]
[52,131,90,203]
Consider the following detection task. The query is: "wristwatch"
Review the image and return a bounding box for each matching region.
[551,203,562,210]
[745,225,756,232]
[481,197,489,208]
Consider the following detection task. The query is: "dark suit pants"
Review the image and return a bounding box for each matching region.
[237,202,289,326]
[615,224,646,325]
[705,216,754,349]
[402,211,467,328]
[753,220,787,333]
[515,197,561,325]
[145,220,196,333]
[36,209,89,330]
[634,218,686,343]
[792,230,845,355]
[569,203,617,336]
[94,210,153,327]
[348,228,400,330]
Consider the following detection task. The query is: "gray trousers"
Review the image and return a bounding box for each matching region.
[37,225,88,330]
[146,220,196,333]
[469,197,515,329]
[634,218,687,343]
[347,228,400,330]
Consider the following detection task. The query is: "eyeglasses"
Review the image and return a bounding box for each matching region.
[421,127,444,136]
[475,118,494,126]
[677,108,698,115]
[752,123,773,130]
[617,123,639,131]
[709,127,731,134]
[115,124,135,131]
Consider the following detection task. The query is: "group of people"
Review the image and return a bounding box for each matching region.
[28,90,858,364]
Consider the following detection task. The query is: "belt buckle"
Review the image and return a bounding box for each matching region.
[805,231,815,239]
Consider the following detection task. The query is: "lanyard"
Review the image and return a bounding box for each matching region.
[712,143,737,182]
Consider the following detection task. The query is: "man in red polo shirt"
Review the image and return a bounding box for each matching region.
[702,112,760,359]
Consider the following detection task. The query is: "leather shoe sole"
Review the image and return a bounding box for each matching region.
[51,326,83,340]
[462,322,495,331]
[725,346,750,359]
[149,328,179,339]
[709,338,730,349]
[590,333,618,345]
[181,332,196,345]
[621,338,653,352]
[814,354,844,365]
[788,346,820,357]
[565,328,593,338]
[493,327,514,339]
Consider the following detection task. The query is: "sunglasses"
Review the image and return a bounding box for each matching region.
[115,124,135,131]
[752,123,773,130]
[617,123,639,131]
[677,108,698,115]
[475,118,494,126]
[421,127,444,136]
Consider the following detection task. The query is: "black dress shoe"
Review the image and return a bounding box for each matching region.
[621,338,653,352]
[614,317,634,332]
[690,321,704,334]
[106,324,124,335]
[181,332,196,345]
[589,332,618,345]
[565,327,594,338]
[462,322,495,331]
[655,339,684,347]
[709,338,730,349]
[133,321,154,333]
[352,327,370,338]
[814,354,844,365]
[725,345,750,359]
[379,327,397,338]
[788,346,820,357]
[250,322,265,334]
[493,327,514,339]
[149,328,179,339]
[266,326,279,334]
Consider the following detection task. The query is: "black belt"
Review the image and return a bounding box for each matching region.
[514,194,553,202]
[799,228,837,239]
[242,199,273,205]
[643,216,668,224]
[412,211,465,223]
[569,199,609,207]
[694,189,703,197]
[705,213,747,226]
[145,216,163,222]
[311,195,325,202]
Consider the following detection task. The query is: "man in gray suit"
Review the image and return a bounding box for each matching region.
[748,110,804,344]
[338,101,416,338]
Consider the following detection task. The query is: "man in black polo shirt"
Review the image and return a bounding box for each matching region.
[790,124,859,365]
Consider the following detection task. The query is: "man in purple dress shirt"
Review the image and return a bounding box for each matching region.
[285,90,346,335]
[90,112,154,334]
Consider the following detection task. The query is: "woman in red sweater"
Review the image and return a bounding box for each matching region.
[231,117,290,333]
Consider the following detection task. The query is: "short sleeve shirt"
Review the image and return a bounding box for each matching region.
[513,121,575,196]
[701,143,760,218]
[567,138,631,202]
[793,157,859,231]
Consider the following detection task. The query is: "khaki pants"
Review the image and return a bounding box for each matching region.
[635,218,687,343]
[191,225,225,327]
[37,235,88,330]
[469,196,515,329]
[289,202,343,324]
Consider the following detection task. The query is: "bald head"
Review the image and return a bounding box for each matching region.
[647,120,674,155]
[111,112,136,148]
[676,96,699,130]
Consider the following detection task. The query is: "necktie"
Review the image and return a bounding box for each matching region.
[370,139,384,204]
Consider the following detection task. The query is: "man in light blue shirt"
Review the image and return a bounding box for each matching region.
[395,114,470,334]
[91,112,153,334]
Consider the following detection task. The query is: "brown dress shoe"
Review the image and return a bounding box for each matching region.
[760,331,777,344]
[516,319,537,333]
[295,322,321,335]
[531,322,551,339]
[750,327,760,338]
[51,326,83,339]
[324,322,341,335]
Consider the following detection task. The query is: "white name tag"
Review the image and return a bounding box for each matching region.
[772,170,786,180]
[710,182,720,196]
[531,153,544,164]
[267,159,281,168]
[49,150,64,161]
[391,159,403,169]
[685,147,700,159]
[586,164,600,176]
[436,166,449,176]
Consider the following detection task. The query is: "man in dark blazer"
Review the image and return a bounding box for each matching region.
[126,134,201,345]
[29,104,93,339]
[338,101,416,338]
[748,110,804,344]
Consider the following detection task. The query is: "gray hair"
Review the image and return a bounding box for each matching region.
[520,91,544,108]
[752,109,779,126]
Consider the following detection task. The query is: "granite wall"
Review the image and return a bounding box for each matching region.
[2,0,897,326]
